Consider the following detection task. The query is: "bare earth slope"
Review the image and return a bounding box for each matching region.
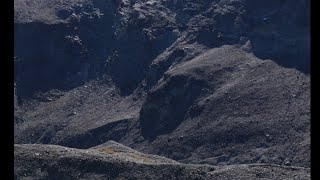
[14,0,310,178]
[14,143,310,180]
[137,46,310,167]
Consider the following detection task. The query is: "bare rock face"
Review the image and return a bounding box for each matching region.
[14,0,309,99]
[14,0,310,178]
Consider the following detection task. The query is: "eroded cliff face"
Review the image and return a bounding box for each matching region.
[14,0,309,99]
[14,0,310,172]
[14,0,180,100]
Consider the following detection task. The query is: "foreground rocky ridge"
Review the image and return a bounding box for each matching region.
[14,0,310,177]
[15,143,310,180]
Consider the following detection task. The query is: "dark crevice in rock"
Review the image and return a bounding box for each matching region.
[140,75,208,139]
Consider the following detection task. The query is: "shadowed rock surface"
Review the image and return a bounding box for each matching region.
[14,0,310,178]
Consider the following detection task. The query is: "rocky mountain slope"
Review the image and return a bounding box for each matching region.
[14,0,310,178]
